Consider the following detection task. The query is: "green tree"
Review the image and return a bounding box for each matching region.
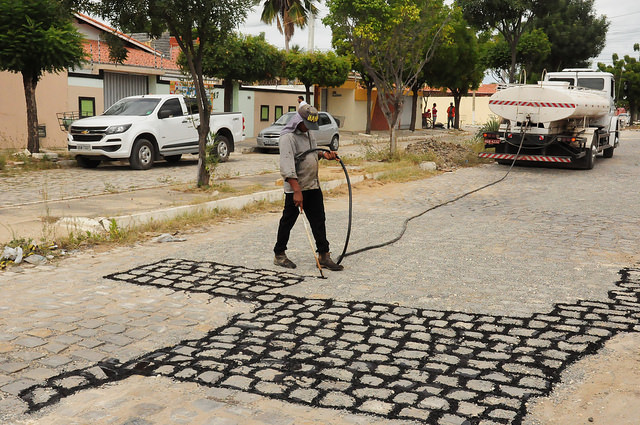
[598,48,640,121]
[324,0,448,152]
[261,0,318,52]
[285,50,351,103]
[201,33,284,112]
[0,0,86,153]
[457,0,537,83]
[533,0,608,71]
[95,0,255,187]
[329,21,375,133]
[481,29,551,82]
[424,8,483,129]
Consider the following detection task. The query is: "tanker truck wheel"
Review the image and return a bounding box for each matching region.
[603,129,617,158]
[583,137,597,170]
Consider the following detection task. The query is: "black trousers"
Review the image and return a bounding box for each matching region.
[274,189,329,254]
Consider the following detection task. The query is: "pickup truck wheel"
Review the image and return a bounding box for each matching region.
[76,156,101,169]
[209,135,230,162]
[329,135,339,151]
[130,138,154,170]
[603,146,614,158]
[165,154,182,163]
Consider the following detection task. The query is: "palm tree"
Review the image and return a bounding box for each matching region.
[260,0,318,52]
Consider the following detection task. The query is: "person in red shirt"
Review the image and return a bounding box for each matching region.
[447,102,455,129]
[432,103,438,126]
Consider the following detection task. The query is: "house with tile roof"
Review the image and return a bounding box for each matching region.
[313,76,498,132]
[0,13,186,149]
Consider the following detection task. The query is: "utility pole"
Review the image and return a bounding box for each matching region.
[307,12,315,51]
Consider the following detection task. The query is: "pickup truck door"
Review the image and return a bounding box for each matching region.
[156,98,198,153]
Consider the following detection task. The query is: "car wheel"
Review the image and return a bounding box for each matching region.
[329,135,339,151]
[76,156,101,169]
[208,135,230,162]
[165,154,182,163]
[130,138,154,170]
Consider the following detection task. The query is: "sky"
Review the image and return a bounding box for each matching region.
[237,0,640,68]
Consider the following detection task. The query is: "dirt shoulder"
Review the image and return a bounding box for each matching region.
[524,332,640,424]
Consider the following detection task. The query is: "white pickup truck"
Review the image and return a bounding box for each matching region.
[67,94,244,170]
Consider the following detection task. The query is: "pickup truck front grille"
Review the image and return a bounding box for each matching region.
[70,126,108,142]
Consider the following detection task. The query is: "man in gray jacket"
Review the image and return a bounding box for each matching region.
[273,104,344,271]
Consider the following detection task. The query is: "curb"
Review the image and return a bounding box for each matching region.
[58,174,371,233]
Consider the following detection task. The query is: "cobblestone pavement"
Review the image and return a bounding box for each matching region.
[1,130,640,424]
[0,152,280,208]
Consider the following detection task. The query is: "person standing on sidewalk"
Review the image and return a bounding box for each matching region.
[447,102,455,129]
[297,96,307,108]
[273,104,344,271]
[432,103,438,126]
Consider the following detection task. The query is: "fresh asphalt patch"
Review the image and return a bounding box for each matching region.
[19,261,640,425]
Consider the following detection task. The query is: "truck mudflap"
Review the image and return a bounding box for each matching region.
[478,152,572,163]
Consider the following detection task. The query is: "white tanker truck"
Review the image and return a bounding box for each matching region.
[480,69,619,169]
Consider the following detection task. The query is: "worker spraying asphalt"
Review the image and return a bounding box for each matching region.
[272,104,344,274]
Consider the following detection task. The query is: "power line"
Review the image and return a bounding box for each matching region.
[607,10,640,19]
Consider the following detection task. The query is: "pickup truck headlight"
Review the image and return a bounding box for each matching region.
[105,124,132,134]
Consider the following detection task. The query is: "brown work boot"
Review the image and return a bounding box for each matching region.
[318,252,344,271]
[274,253,296,269]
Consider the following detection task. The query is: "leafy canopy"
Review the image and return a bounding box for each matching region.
[533,0,608,71]
[201,32,284,83]
[285,50,351,98]
[598,48,640,117]
[0,0,86,79]
[324,0,448,150]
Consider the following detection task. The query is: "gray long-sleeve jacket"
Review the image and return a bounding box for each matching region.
[279,129,319,194]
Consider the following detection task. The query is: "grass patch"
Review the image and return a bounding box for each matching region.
[56,199,283,252]
[0,149,74,175]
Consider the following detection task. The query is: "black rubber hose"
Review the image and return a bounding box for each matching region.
[294,147,352,265]
[343,125,529,259]
[294,126,528,264]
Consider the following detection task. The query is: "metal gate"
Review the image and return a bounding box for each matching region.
[104,72,149,109]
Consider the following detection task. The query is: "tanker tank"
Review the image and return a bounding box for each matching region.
[489,81,610,123]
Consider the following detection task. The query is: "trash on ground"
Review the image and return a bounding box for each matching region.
[152,233,186,243]
[2,246,23,264]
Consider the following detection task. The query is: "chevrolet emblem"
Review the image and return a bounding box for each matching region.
[81,130,89,134]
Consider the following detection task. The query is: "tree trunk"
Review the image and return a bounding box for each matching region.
[305,84,311,104]
[223,78,233,112]
[453,93,462,130]
[365,83,372,135]
[388,102,400,154]
[389,122,398,154]
[22,71,40,153]
[193,60,211,187]
[509,40,518,84]
[409,84,419,131]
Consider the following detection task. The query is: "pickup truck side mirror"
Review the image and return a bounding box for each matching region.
[158,110,171,119]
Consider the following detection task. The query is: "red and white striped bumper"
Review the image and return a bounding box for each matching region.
[478,153,572,163]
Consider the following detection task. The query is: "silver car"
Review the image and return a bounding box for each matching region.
[256,111,340,151]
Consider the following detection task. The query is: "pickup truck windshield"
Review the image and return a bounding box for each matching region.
[104,98,161,116]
